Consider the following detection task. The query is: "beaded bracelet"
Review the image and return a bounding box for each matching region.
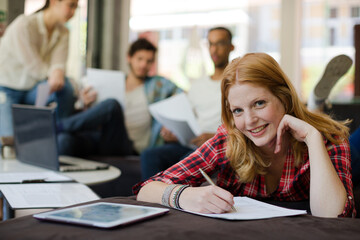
[174,185,190,209]
[161,184,178,207]
[171,185,182,208]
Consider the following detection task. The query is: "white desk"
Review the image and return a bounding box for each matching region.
[0,158,121,186]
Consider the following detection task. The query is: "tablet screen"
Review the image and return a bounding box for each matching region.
[33,202,169,228]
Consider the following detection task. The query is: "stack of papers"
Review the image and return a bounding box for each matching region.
[86,68,126,107]
[35,83,51,107]
[149,93,201,147]
[0,183,99,209]
[0,172,74,183]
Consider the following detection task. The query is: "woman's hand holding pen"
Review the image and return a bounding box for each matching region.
[178,185,235,214]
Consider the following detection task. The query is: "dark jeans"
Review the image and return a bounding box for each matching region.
[140,143,194,180]
[350,127,360,188]
[0,79,75,142]
[57,99,134,157]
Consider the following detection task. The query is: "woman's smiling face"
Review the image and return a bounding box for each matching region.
[228,82,286,151]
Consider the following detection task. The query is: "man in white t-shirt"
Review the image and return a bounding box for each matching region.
[140,27,234,179]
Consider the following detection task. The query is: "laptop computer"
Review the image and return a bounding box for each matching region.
[11,104,109,172]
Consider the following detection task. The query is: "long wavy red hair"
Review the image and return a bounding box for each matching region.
[221,53,350,182]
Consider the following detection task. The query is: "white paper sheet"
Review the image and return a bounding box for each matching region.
[35,82,51,107]
[0,183,99,209]
[149,93,201,146]
[183,197,307,220]
[86,68,126,107]
[0,172,73,183]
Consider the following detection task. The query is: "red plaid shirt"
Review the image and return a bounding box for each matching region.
[133,125,355,217]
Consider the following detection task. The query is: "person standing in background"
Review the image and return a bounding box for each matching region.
[0,0,78,146]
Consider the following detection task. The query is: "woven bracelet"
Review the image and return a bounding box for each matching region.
[174,185,190,209]
[171,185,182,208]
[161,184,178,207]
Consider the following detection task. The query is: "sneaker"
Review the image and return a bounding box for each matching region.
[0,136,15,159]
[308,54,353,111]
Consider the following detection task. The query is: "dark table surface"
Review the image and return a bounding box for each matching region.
[1,196,360,240]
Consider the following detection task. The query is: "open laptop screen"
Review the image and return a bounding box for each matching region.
[12,104,59,171]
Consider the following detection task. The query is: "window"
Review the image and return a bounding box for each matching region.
[301,0,358,102]
[329,7,337,18]
[130,0,281,90]
[329,27,336,46]
[351,6,360,18]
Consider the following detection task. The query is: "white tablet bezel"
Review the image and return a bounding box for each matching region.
[33,202,169,228]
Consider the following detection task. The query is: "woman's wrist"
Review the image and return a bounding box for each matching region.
[173,185,189,209]
[163,185,190,209]
[304,127,322,146]
[161,184,179,207]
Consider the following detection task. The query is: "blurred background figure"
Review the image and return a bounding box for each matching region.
[0,0,79,147]
[140,27,234,180]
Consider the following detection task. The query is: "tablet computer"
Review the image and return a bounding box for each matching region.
[33,202,169,228]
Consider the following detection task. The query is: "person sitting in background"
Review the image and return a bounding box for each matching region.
[56,88,133,157]
[57,38,182,157]
[134,53,355,218]
[140,27,234,179]
[0,0,78,146]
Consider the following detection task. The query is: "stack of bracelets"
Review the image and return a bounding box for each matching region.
[161,184,190,209]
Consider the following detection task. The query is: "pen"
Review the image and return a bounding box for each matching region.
[22,179,46,183]
[198,168,236,212]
